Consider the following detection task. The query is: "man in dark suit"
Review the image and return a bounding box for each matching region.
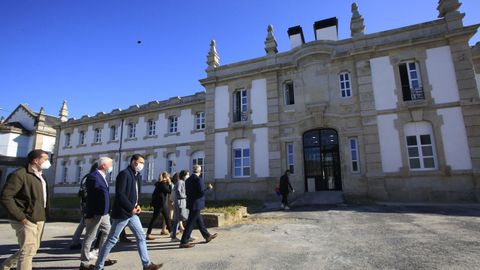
[94,154,162,270]
[179,165,217,248]
[79,157,116,270]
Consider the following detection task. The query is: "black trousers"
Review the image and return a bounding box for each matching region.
[281,193,289,206]
[180,209,209,244]
[146,206,171,235]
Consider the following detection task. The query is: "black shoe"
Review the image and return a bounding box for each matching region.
[206,233,218,243]
[104,259,117,266]
[143,262,163,270]
[179,243,195,248]
[70,243,82,250]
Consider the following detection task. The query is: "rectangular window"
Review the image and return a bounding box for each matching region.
[65,133,71,147]
[107,163,114,183]
[94,128,102,143]
[349,138,360,173]
[169,116,178,133]
[399,61,424,101]
[143,157,154,182]
[233,148,250,177]
[128,123,136,138]
[76,163,83,183]
[193,157,204,168]
[406,134,436,170]
[110,126,117,141]
[79,131,85,145]
[285,82,295,105]
[286,142,294,174]
[233,90,248,122]
[62,163,68,183]
[147,119,156,136]
[195,112,206,130]
[339,72,352,98]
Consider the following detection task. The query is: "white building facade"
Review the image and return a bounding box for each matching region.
[0,103,64,189]
[53,0,480,202]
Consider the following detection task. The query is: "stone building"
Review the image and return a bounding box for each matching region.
[0,102,65,189]
[53,0,480,202]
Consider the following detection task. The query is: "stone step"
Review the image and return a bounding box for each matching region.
[291,191,344,206]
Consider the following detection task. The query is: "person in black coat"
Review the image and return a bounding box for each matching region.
[279,170,294,210]
[94,154,162,270]
[146,171,172,240]
[179,165,217,248]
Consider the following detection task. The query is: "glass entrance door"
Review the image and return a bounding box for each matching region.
[303,129,342,191]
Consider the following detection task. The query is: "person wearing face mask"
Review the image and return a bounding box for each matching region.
[0,149,51,270]
[79,157,117,270]
[94,154,162,270]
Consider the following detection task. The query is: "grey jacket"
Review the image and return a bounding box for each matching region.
[174,179,186,209]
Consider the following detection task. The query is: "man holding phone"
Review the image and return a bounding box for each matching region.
[94,154,162,270]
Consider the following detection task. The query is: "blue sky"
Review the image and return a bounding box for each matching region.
[1,0,479,120]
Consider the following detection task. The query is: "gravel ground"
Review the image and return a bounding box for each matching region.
[1,204,480,270]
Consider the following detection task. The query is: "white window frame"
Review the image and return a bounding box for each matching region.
[169,116,178,133]
[62,162,68,183]
[339,72,352,98]
[110,125,117,141]
[349,137,360,173]
[232,139,250,178]
[404,122,437,171]
[286,142,294,174]
[143,155,155,182]
[128,123,136,138]
[195,112,205,130]
[147,119,156,136]
[76,162,83,183]
[65,133,71,147]
[284,82,295,105]
[191,151,205,171]
[167,153,176,174]
[233,89,248,122]
[79,131,85,145]
[94,128,102,143]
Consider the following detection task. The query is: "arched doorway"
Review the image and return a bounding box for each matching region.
[303,128,342,191]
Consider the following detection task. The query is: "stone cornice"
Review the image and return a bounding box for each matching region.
[58,92,206,129]
[200,20,479,86]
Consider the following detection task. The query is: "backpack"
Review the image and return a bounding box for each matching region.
[78,175,88,212]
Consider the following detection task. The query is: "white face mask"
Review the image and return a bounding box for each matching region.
[135,163,144,172]
[107,166,113,174]
[40,160,51,170]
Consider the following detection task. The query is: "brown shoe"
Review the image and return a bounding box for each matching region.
[104,259,117,266]
[206,233,218,243]
[146,234,155,240]
[179,243,195,248]
[143,262,163,270]
[79,264,94,270]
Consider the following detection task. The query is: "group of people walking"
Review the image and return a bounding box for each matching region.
[0,150,217,270]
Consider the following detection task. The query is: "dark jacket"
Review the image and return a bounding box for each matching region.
[0,166,48,223]
[185,174,209,210]
[279,174,293,195]
[84,169,110,218]
[111,166,141,219]
[150,181,171,209]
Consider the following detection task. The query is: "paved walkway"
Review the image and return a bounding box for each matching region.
[1,204,480,270]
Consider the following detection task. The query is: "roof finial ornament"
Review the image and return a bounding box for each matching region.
[206,40,220,72]
[350,2,365,38]
[59,100,68,122]
[264,24,278,55]
[437,0,464,29]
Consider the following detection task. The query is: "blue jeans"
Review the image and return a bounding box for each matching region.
[95,215,150,269]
